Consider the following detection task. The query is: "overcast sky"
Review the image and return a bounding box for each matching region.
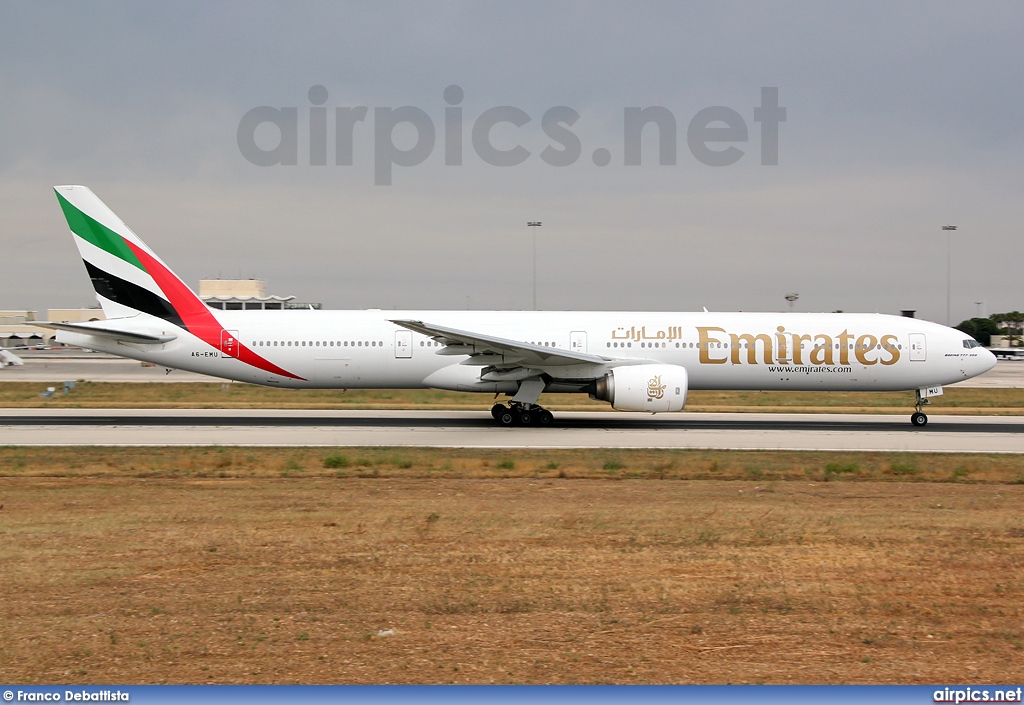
[2,1,1022,323]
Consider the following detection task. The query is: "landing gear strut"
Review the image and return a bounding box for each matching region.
[492,377,554,427]
[491,402,554,426]
[911,390,929,427]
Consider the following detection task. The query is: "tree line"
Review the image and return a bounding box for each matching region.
[955,311,1024,346]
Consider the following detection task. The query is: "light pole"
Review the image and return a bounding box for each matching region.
[942,225,957,325]
[527,221,542,310]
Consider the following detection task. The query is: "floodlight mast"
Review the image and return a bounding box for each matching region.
[527,221,542,310]
[942,225,957,325]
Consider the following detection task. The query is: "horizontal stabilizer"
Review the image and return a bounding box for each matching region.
[35,320,177,344]
[0,349,25,366]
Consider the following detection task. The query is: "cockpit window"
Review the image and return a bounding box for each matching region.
[963,339,982,349]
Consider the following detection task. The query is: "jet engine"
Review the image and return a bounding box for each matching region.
[591,364,688,412]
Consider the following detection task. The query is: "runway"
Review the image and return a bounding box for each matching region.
[2,408,1023,452]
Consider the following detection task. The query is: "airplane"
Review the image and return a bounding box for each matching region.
[0,349,25,367]
[39,185,996,427]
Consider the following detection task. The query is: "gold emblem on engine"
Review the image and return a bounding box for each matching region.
[647,375,666,399]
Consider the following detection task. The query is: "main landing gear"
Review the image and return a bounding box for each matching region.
[491,402,554,426]
[491,377,552,426]
[911,389,929,427]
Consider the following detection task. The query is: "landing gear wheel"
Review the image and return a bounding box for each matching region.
[518,409,535,425]
[537,409,554,425]
[912,389,932,428]
[498,409,516,426]
[491,403,508,420]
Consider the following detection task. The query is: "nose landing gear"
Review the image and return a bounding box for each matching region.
[911,389,929,427]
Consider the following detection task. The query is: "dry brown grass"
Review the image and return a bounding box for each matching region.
[2,382,1024,414]
[1,448,1022,684]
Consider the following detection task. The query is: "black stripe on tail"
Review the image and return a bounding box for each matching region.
[84,261,185,329]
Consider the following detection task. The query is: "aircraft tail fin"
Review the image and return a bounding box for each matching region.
[53,185,212,330]
[52,186,306,381]
[0,349,25,366]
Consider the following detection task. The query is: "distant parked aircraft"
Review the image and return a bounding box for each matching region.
[0,349,25,367]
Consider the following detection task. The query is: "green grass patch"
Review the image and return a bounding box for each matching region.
[0,447,1022,484]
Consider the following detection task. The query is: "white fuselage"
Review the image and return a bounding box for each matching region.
[56,310,996,394]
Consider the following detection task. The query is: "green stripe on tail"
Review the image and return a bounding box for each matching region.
[55,190,144,271]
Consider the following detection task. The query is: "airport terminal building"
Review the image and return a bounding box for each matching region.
[0,309,103,348]
[199,279,321,311]
[1,279,318,347]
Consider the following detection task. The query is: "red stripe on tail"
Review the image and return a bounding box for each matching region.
[126,242,305,381]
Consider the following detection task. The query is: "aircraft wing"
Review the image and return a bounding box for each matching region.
[390,319,613,367]
[35,320,178,344]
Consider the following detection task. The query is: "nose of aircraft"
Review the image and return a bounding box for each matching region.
[980,346,998,374]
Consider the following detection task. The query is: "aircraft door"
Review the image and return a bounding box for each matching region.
[908,333,926,361]
[570,331,587,354]
[395,330,412,358]
[221,330,239,358]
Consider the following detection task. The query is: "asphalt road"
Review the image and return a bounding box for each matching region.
[2,409,1022,452]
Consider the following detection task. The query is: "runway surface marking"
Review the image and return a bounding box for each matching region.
[2,409,1022,452]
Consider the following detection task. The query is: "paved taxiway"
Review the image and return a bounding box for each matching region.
[2,408,1022,452]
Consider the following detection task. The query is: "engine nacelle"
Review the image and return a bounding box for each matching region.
[592,364,688,412]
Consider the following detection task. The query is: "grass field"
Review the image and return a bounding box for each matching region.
[2,446,1024,483]
[1,447,1022,684]
[3,381,1024,414]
